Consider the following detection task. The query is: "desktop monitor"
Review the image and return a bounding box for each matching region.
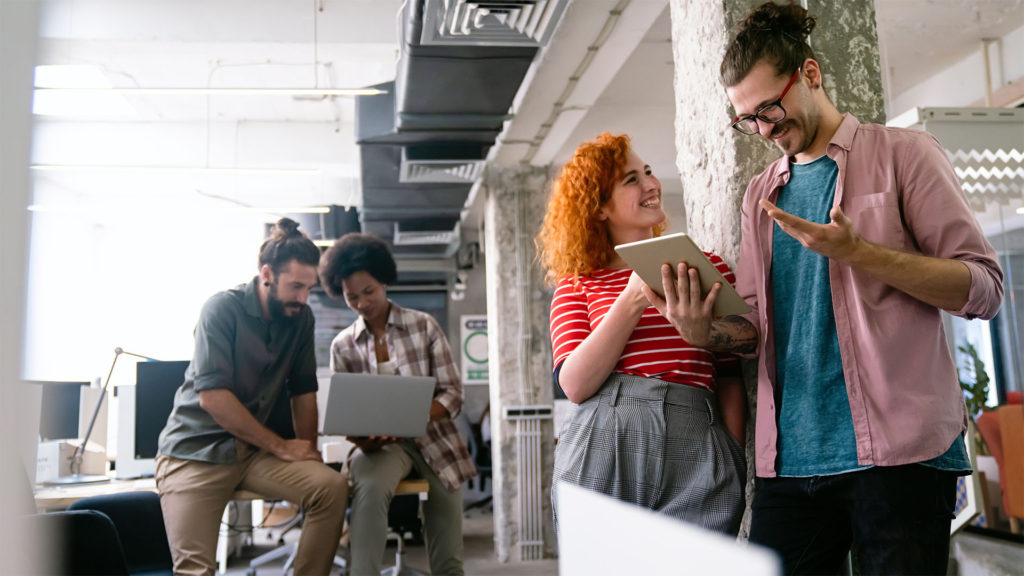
[114,359,293,478]
[114,360,188,479]
[32,381,89,441]
[134,360,189,459]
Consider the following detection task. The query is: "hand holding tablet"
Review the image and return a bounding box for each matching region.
[614,233,751,318]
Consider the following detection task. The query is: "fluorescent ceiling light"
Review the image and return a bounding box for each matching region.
[30,165,319,176]
[34,87,386,96]
[35,65,110,88]
[33,65,136,117]
[249,206,331,214]
[1016,207,1024,215]
[33,65,386,97]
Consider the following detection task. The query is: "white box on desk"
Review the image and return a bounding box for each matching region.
[36,440,106,482]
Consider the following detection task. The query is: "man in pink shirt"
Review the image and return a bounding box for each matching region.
[646,2,1003,575]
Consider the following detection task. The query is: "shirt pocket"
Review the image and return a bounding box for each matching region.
[844,191,908,250]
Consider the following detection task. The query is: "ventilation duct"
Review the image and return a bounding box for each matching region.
[278,205,360,244]
[393,221,461,247]
[400,158,486,184]
[420,0,571,47]
[353,0,566,278]
[400,144,488,184]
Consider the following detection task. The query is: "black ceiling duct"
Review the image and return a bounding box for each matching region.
[352,0,568,268]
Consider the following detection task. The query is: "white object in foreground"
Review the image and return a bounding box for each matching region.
[557,482,780,576]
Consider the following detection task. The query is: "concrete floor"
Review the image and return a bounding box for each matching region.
[225,508,558,576]
[224,507,1023,576]
[950,529,1024,576]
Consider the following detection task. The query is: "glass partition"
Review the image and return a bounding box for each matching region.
[889,107,1024,401]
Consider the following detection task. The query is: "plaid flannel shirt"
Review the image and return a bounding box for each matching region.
[329,301,477,491]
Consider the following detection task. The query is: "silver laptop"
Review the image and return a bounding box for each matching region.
[322,373,435,438]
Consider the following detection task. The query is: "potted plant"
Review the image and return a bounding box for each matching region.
[958,341,991,456]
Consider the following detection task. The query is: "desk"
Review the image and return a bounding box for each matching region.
[34,478,158,510]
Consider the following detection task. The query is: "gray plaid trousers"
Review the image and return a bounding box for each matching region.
[552,373,746,535]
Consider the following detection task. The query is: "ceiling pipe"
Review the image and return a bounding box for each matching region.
[520,0,631,165]
[982,38,995,107]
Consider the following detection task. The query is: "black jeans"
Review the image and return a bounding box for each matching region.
[749,465,958,576]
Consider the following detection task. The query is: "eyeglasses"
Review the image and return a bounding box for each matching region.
[730,68,801,136]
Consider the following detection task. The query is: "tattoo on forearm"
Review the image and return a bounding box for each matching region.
[709,316,757,354]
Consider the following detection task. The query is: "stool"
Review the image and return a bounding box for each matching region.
[309,478,430,576]
[383,479,429,576]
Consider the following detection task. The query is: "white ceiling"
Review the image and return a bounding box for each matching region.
[38,0,403,123]
[875,0,1024,97]
[30,0,1024,229]
[32,0,403,217]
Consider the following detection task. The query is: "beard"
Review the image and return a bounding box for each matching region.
[267,281,307,323]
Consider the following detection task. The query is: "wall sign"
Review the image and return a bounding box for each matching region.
[460,314,488,384]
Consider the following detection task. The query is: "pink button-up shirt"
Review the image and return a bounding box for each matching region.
[736,114,1003,478]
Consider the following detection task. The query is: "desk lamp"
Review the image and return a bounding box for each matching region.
[43,347,159,485]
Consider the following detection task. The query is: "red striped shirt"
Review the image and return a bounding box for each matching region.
[550,254,737,391]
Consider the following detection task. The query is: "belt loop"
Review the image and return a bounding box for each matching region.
[705,397,715,425]
[609,380,620,407]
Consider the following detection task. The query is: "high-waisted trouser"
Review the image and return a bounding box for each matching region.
[552,373,746,535]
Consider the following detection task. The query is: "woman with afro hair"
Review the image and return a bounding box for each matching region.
[537,132,746,535]
[319,232,475,576]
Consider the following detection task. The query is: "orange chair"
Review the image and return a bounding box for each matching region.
[977,391,1023,534]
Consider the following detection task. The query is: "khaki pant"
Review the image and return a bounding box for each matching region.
[348,440,464,576]
[156,443,348,576]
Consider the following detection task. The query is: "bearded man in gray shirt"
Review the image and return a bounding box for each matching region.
[156,218,347,576]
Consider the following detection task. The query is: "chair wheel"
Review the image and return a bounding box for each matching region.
[246,569,256,576]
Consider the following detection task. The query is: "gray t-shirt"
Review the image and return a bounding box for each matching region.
[157,276,318,464]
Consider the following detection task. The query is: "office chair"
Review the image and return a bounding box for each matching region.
[460,409,492,512]
[68,491,174,576]
[244,496,311,576]
[26,509,131,575]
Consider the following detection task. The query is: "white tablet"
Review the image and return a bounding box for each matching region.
[614,232,751,317]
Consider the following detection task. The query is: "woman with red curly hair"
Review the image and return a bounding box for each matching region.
[537,132,746,535]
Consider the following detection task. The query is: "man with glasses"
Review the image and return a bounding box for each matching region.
[647,2,1003,574]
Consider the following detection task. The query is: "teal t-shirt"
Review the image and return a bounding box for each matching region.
[772,155,971,476]
[772,155,863,476]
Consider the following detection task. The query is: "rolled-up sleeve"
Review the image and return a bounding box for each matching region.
[899,134,1003,320]
[192,294,237,392]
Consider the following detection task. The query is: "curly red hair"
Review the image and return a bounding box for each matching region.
[535,132,667,285]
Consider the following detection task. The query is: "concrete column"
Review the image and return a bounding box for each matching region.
[667,0,884,538]
[669,0,883,265]
[483,165,558,562]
